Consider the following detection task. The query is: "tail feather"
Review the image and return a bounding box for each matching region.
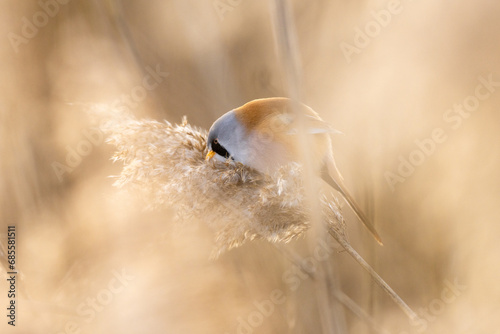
[321,159,383,245]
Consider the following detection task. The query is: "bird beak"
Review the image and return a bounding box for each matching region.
[205,150,216,161]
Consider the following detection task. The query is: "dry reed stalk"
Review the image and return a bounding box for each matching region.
[267,0,420,325]
[106,114,420,323]
[327,227,420,322]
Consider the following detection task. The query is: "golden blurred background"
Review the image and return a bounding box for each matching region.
[1,0,500,333]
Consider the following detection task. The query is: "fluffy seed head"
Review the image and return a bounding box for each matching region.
[106,116,345,257]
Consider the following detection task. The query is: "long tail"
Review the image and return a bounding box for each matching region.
[321,157,383,245]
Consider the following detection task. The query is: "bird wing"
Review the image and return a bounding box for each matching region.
[265,106,382,244]
[273,110,342,135]
[299,115,343,135]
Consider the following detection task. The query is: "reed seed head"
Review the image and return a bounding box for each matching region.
[106,116,346,257]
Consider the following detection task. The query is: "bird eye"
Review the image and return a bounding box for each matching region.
[211,138,231,159]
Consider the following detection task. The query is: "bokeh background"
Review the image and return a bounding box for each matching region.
[1,0,500,333]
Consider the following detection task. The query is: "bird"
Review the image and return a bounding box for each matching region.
[205,97,382,245]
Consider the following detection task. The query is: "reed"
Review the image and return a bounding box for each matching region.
[107,114,418,324]
[107,116,344,257]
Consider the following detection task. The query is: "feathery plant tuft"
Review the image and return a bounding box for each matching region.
[105,111,419,322]
[106,116,346,257]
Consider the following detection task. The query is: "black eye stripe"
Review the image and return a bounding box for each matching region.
[211,139,231,159]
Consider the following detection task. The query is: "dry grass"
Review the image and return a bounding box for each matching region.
[106,116,344,256]
[104,107,418,323]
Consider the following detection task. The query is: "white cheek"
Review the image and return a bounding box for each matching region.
[213,154,227,163]
[213,153,236,165]
[234,145,252,165]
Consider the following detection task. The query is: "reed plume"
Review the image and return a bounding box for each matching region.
[106,115,346,257]
[105,111,418,321]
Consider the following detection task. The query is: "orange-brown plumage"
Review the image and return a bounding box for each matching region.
[233,97,291,131]
[233,97,330,165]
